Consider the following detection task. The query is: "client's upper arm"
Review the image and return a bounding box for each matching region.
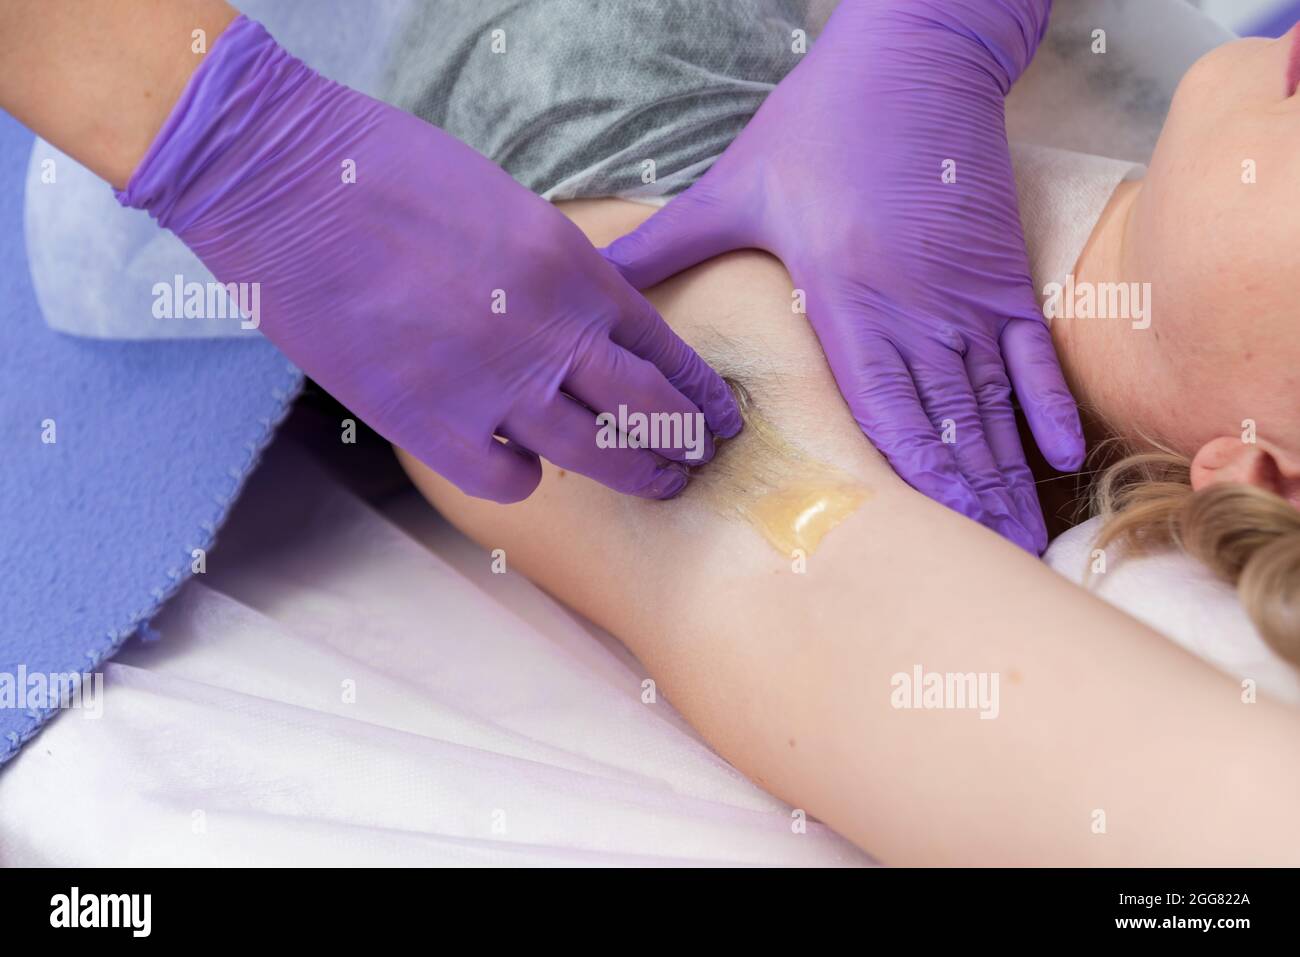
[396,198,1300,866]
[398,198,906,643]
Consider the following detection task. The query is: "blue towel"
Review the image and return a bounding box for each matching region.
[1244,2,1300,37]
[0,109,302,765]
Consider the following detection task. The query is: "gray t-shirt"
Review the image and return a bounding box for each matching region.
[29,0,1224,340]
[383,0,820,200]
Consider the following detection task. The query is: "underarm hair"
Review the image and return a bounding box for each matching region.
[684,329,870,532]
[684,329,807,496]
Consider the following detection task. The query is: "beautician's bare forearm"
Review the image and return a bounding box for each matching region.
[0,0,236,187]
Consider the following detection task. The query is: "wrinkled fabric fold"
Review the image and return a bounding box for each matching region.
[0,437,870,867]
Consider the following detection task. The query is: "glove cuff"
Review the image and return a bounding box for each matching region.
[824,0,1051,93]
[114,15,317,233]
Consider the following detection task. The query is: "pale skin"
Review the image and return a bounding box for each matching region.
[393,35,1300,869]
[0,0,237,189]
[399,194,1300,866]
[456,36,1300,864]
[1057,32,1300,503]
[7,1,1299,862]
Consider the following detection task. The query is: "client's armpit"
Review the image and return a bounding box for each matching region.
[396,197,902,632]
[396,195,915,852]
[690,371,872,557]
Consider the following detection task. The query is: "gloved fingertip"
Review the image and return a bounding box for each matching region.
[1015,530,1043,556]
[915,474,987,529]
[601,236,644,285]
[635,465,689,500]
[1032,523,1049,556]
[669,429,716,465]
[974,485,1041,556]
[1038,403,1087,472]
[1043,432,1087,473]
[597,242,624,270]
[708,380,744,440]
[1010,487,1049,555]
[1023,519,1049,557]
[994,511,1040,556]
[696,430,717,464]
[716,405,744,441]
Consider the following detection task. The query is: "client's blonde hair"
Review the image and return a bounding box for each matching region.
[1091,443,1300,665]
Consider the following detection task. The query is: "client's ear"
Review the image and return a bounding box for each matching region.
[1190,436,1300,508]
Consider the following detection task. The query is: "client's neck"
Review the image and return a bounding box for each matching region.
[1026,178,1146,532]
[1048,178,1145,449]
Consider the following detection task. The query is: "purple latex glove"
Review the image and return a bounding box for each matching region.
[116,16,741,503]
[602,0,1083,553]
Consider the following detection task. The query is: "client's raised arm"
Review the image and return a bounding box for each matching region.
[398,198,1300,866]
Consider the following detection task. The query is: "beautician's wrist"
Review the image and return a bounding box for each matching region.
[0,0,238,190]
[108,2,240,190]
[116,15,316,230]
[822,0,1051,92]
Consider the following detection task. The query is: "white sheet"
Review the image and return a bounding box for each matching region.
[0,439,869,866]
[1045,519,1300,705]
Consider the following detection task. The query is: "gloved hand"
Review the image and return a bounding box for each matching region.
[116,15,741,503]
[602,0,1082,552]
